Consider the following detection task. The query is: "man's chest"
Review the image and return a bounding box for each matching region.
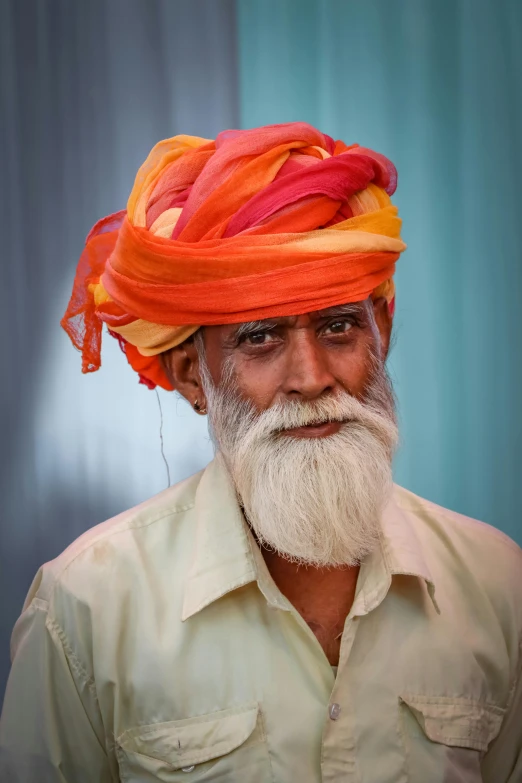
[94,584,507,783]
[304,617,343,666]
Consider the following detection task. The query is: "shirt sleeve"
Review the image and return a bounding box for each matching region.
[0,598,114,783]
[481,643,522,783]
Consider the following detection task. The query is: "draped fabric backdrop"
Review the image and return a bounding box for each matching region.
[0,0,238,700]
[1,0,521,701]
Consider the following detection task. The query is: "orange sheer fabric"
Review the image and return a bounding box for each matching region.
[61,122,406,390]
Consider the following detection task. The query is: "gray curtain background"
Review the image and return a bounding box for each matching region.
[0,0,238,701]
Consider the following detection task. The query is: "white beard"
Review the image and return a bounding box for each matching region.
[199,355,399,567]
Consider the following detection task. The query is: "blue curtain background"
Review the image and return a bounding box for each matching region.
[1,0,521,701]
[238,0,522,539]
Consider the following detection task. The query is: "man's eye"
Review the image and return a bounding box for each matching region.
[324,319,353,334]
[244,331,274,345]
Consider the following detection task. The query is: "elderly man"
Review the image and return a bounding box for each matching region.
[1,123,521,782]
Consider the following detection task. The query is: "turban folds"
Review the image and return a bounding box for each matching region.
[61,122,406,390]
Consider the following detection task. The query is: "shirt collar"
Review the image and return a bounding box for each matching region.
[182,456,440,621]
[181,454,282,620]
[351,492,440,617]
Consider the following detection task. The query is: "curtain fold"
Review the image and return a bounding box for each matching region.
[0,0,238,700]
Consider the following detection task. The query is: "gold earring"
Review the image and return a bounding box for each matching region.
[193,399,207,415]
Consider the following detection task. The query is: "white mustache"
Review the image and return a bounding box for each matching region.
[238,391,396,449]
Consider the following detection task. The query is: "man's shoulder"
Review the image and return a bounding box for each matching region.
[393,484,522,628]
[394,483,522,561]
[26,467,206,610]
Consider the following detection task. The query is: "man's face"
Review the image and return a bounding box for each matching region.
[164,297,398,567]
[199,298,392,430]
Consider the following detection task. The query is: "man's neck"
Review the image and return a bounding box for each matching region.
[260,547,360,666]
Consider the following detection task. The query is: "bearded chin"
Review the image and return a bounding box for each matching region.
[200,358,399,568]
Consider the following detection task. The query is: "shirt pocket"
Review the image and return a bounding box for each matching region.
[115,701,273,783]
[398,694,505,783]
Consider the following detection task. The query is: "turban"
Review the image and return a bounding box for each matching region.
[61,122,406,391]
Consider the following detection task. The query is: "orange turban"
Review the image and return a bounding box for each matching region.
[61,122,406,391]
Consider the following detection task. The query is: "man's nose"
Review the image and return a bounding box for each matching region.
[281,332,336,400]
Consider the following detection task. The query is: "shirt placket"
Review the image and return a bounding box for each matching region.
[320,614,361,782]
[320,555,392,783]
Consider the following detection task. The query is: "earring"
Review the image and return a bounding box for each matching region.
[193,399,207,415]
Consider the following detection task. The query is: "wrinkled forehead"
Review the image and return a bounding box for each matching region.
[210,300,372,335]
[271,301,367,321]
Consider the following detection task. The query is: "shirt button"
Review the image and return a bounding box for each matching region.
[181,766,195,772]
[329,702,341,720]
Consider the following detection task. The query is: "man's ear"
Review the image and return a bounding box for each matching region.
[371,297,393,361]
[160,339,207,411]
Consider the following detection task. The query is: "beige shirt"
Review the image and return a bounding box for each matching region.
[1,455,522,782]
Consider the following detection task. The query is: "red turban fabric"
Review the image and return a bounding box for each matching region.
[61,122,406,390]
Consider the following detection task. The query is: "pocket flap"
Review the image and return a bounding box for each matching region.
[399,694,505,752]
[117,702,259,770]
